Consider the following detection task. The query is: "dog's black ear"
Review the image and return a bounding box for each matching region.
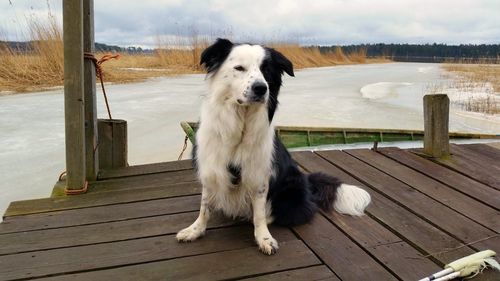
[270,48,294,77]
[200,38,233,73]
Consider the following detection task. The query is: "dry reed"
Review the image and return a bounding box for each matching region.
[0,16,386,93]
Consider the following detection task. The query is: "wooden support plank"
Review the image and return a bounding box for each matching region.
[345,149,500,232]
[35,240,320,281]
[0,211,236,255]
[0,195,201,234]
[293,214,398,281]
[0,226,296,280]
[378,147,500,211]
[241,265,338,281]
[63,0,86,191]
[3,181,201,218]
[98,160,193,179]
[423,94,450,158]
[292,151,476,264]
[315,150,499,252]
[83,0,98,181]
[89,169,197,192]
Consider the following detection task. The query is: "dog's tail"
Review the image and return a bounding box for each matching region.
[307,172,371,216]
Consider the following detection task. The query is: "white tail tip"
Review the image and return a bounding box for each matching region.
[334,184,371,216]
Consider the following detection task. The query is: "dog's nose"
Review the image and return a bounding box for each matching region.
[252,82,268,97]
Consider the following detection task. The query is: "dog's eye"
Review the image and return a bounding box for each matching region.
[234,65,246,72]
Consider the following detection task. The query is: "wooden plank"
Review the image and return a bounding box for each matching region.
[346,149,500,232]
[316,150,499,252]
[293,214,398,281]
[3,181,201,218]
[0,211,236,255]
[450,144,500,172]
[89,169,197,192]
[83,0,98,181]
[0,226,296,280]
[98,160,193,179]
[292,151,476,264]
[36,240,320,281]
[0,195,201,234]
[325,211,441,280]
[461,143,500,163]
[423,94,450,158]
[486,142,500,150]
[378,147,500,211]
[416,146,500,190]
[63,0,86,191]
[241,265,338,281]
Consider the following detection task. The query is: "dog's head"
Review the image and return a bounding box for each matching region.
[201,38,294,120]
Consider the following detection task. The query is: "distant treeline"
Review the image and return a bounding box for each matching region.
[321,43,500,62]
[0,41,152,54]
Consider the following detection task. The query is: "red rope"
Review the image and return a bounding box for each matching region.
[84,52,120,119]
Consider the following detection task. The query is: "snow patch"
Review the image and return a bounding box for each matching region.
[360,82,412,99]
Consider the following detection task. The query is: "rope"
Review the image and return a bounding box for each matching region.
[84,52,120,120]
[178,135,189,160]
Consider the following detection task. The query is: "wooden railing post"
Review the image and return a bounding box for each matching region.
[83,0,98,181]
[423,94,450,158]
[63,0,86,191]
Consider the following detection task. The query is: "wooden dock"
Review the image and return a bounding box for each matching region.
[1,143,499,281]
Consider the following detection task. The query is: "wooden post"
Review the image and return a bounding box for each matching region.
[63,0,86,191]
[98,119,128,169]
[423,94,450,158]
[83,0,98,181]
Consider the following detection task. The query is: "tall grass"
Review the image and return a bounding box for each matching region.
[0,16,384,93]
[440,63,500,114]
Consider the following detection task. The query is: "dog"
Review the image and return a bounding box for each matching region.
[176,38,371,255]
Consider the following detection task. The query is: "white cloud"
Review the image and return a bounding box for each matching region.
[0,0,498,46]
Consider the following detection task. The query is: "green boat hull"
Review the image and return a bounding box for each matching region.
[181,121,499,149]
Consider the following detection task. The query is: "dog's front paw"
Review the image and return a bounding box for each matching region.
[176,225,205,242]
[256,236,279,255]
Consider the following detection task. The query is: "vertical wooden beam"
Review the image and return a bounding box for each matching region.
[98,119,128,169]
[63,0,86,190]
[83,0,98,181]
[423,94,450,158]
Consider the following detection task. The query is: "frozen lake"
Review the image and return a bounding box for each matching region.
[1,62,499,215]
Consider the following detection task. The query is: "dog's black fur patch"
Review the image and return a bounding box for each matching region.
[227,163,242,185]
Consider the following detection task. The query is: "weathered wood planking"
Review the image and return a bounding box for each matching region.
[462,143,500,162]
[3,181,201,218]
[345,148,500,232]
[0,212,237,255]
[0,195,201,234]
[98,159,193,179]
[411,146,500,190]
[89,169,197,192]
[378,147,500,210]
[292,151,476,264]
[35,240,320,281]
[294,214,398,281]
[0,226,296,280]
[240,265,339,281]
[316,150,499,251]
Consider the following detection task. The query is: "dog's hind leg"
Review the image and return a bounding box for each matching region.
[176,188,211,242]
[252,185,278,255]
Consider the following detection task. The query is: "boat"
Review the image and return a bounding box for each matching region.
[180,121,499,149]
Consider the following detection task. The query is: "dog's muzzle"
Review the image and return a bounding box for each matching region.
[249,82,268,103]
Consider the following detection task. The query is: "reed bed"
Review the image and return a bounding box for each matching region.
[0,17,386,93]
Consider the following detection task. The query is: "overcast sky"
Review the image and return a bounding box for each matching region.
[1,0,499,47]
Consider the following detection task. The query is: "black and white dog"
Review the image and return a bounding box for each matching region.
[176,38,371,255]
